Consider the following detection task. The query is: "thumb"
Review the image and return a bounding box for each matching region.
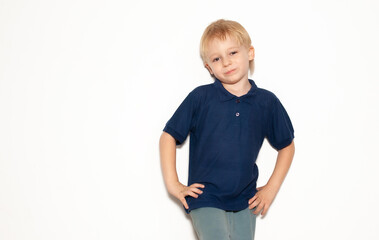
[257,186,264,191]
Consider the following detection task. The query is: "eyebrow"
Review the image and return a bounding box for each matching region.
[207,46,240,59]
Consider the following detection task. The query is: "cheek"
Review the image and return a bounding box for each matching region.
[214,66,223,74]
[241,57,250,68]
[209,64,218,72]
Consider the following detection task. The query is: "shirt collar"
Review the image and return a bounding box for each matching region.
[213,78,258,104]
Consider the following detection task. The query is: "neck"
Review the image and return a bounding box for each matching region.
[221,79,251,97]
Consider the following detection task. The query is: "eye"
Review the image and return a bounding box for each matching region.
[212,57,220,62]
[230,51,238,55]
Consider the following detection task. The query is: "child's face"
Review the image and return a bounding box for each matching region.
[204,35,254,85]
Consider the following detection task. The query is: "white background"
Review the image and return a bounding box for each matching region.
[1,0,379,239]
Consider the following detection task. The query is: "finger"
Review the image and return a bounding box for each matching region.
[185,191,199,199]
[253,203,264,215]
[261,205,269,216]
[248,197,261,209]
[249,202,258,210]
[180,197,189,209]
[249,192,262,204]
[190,187,204,194]
[257,186,264,191]
[249,200,260,210]
[191,183,205,188]
[248,195,258,204]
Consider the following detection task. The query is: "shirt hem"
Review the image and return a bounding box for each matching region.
[184,190,257,214]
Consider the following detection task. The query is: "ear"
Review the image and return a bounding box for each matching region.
[248,46,255,61]
[205,63,214,75]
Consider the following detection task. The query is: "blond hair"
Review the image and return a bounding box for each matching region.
[200,19,255,75]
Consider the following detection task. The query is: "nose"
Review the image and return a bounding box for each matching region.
[222,56,232,67]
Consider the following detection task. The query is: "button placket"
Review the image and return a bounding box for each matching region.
[235,98,240,117]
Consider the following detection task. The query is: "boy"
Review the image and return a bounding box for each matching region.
[159,19,295,240]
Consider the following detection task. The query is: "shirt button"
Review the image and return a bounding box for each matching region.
[236,99,240,103]
[236,112,240,117]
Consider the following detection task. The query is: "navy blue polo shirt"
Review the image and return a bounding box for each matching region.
[163,78,294,214]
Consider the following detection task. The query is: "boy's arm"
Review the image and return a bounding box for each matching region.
[159,131,204,209]
[248,140,295,216]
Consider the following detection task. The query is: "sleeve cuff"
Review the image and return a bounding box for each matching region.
[163,125,187,145]
[273,135,294,151]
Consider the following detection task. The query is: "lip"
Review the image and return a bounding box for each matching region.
[225,68,236,75]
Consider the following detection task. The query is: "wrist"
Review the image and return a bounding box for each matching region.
[167,181,183,194]
[265,182,281,193]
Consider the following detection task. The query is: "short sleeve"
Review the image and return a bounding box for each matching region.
[163,90,198,145]
[266,97,295,150]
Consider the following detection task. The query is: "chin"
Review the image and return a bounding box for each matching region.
[219,77,244,85]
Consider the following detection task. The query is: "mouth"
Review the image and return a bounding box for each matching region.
[225,69,236,75]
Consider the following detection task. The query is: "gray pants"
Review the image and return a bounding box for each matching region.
[189,207,256,240]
